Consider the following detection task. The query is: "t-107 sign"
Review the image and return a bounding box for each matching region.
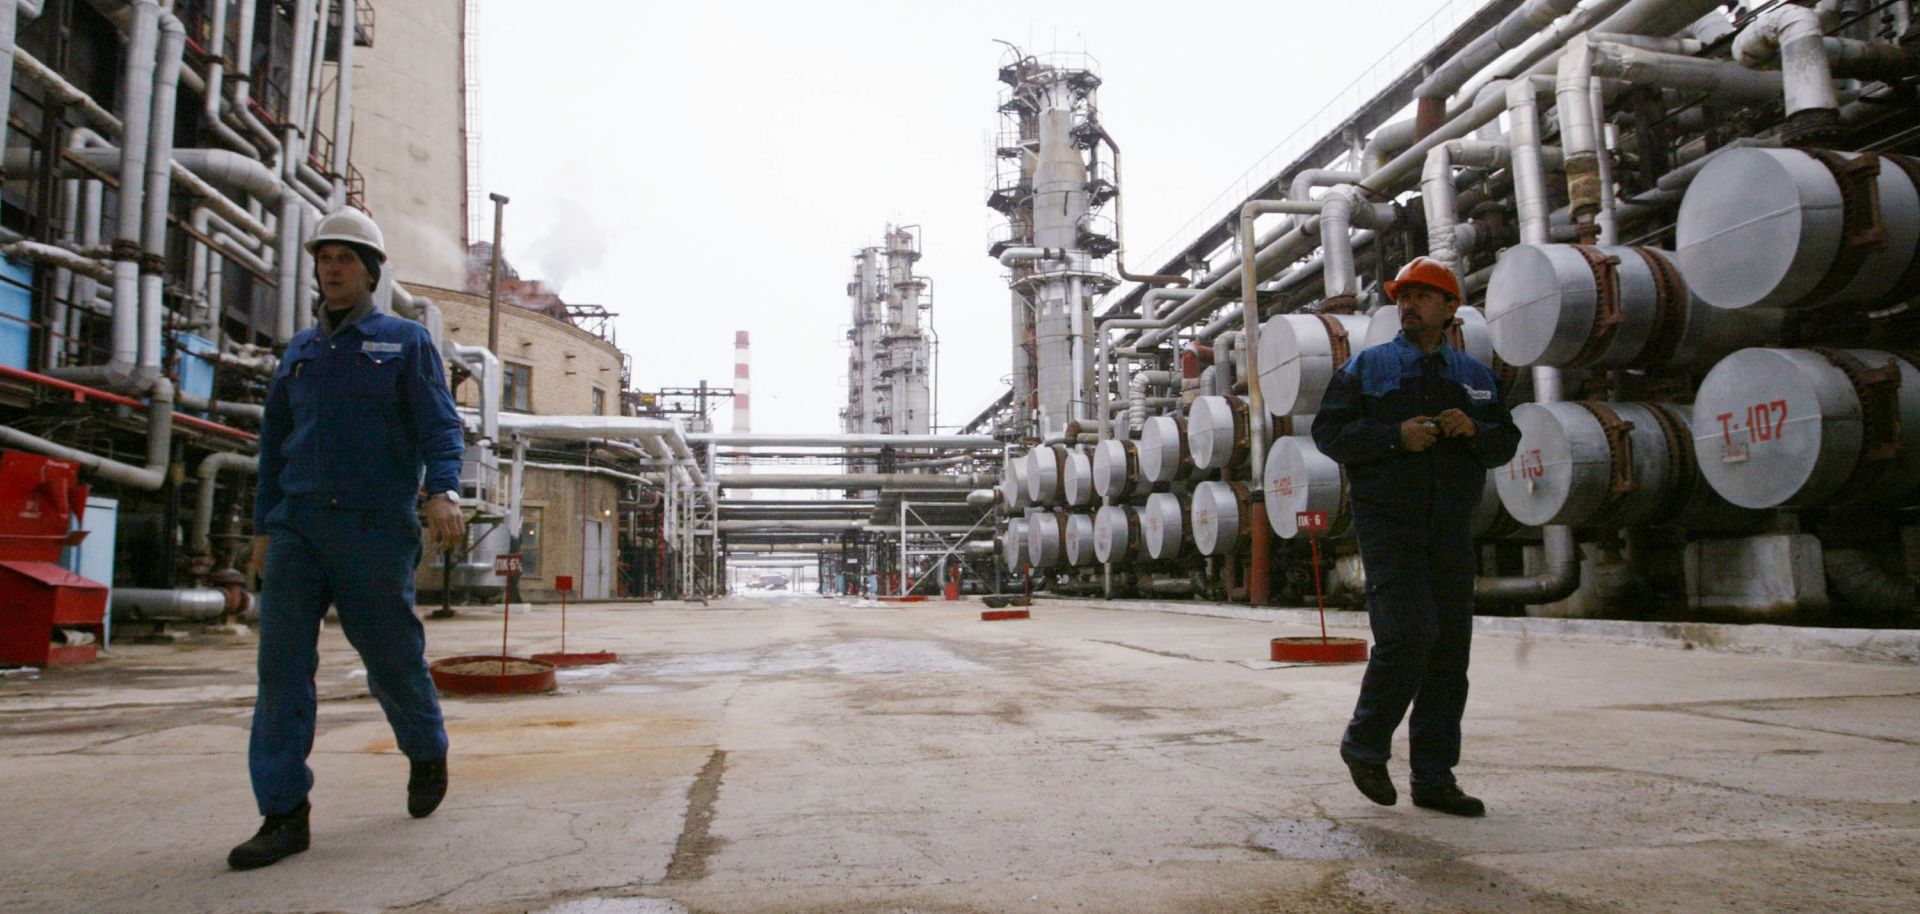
[494,554,524,577]
[1295,510,1330,535]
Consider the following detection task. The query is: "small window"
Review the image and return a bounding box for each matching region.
[519,506,543,578]
[592,387,606,415]
[503,362,532,412]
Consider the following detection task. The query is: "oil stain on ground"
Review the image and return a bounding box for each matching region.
[664,749,728,883]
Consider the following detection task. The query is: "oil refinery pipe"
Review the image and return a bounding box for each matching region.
[327,0,356,205]
[450,344,502,446]
[1084,122,1191,287]
[137,7,187,384]
[0,0,42,168]
[111,587,228,623]
[190,452,257,555]
[690,432,1001,449]
[0,377,174,490]
[1414,0,1582,135]
[1823,549,1920,619]
[1733,4,1839,141]
[1422,140,1510,272]
[715,473,995,490]
[47,0,156,389]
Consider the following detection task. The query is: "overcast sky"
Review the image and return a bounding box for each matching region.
[477,0,1456,435]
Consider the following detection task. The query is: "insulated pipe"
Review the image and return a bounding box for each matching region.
[1823,549,1920,619]
[1448,0,1704,112]
[1360,118,1418,175]
[196,0,257,155]
[2,147,278,243]
[450,344,501,446]
[715,474,994,490]
[521,460,648,485]
[1128,370,1174,435]
[1422,140,1511,273]
[1556,34,1602,232]
[1478,73,1578,606]
[11,50,119,133]
[51,0,158,389]
[719,520,986,534]
[271,197,301,343]
[0,0,36,170]
[190,452,257,554]
[0,377,174,490]
[1588,42,1784,101]
[1506,77,1554,248]
[1733,4,1839,134]
[174,392,263,423]
[1312,187,1387,303]
[328,2,357,205]
[1414,0,1583,134]
[1,241,111,282]
[691,433,1001,449]
[137,8,187,385]
[111,588,228,623]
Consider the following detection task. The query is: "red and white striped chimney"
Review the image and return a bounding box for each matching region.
[732,330,751,434]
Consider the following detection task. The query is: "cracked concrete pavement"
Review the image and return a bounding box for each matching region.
[1,593,1917,913]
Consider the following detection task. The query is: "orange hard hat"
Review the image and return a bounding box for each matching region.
[1384,256,1461,303]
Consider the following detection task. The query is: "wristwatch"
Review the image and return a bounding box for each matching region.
[431,490,460,504]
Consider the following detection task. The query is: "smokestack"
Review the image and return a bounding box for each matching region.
[733,330,750,434]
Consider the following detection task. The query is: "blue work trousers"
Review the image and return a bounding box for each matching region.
[249,500,447,816]
[1340,510,1475,788]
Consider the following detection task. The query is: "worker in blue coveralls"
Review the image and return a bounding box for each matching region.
[228,209,467,870]
[1311,256,1520,818]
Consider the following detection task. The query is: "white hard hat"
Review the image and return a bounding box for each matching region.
[305,208,386,260]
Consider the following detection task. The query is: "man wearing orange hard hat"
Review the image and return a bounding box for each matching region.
[1312,256,1520,818]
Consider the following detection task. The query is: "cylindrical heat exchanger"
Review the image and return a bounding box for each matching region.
[1191,480,1253,556]
[1691,348,1920,509]
[1676,147,1920,311]
[1257,313,1369,417]
[1486,244,1781,370]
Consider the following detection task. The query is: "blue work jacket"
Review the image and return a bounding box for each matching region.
[1311,331,1520,526]
[253,307,465,526]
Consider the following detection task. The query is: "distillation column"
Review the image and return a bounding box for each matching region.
[883,225,933,435]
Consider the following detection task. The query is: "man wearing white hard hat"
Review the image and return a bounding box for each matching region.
[229,209,467,870]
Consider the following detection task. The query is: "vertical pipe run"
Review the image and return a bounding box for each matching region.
[486,193,509,354]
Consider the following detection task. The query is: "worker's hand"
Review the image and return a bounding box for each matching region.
[249,535,270,584]
[1400,416,1439,452]
[425,497,466,550]
[1436,408,1478,439]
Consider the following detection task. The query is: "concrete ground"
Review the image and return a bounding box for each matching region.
[2,594,1918,914]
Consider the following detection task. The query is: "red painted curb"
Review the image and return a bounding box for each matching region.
[531,651,619,667]
[429,655,557,694]
[981,609,1031,621]
[1270,636,1369,664]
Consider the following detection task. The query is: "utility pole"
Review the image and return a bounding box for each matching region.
[486,192,510,354]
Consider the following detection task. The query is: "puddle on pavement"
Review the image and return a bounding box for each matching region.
[1251,817,1457,861]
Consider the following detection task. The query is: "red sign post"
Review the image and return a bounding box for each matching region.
[553,575,573,655]
[1295,511,1331,639]
[495,554,523,672]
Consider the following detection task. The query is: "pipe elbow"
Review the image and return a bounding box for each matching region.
[1734,6,1823,69]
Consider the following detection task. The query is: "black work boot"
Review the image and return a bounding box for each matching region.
[1411,783,1486,817]
[228,800,311,870]
[408,757,447,819]
[1340,747,1397,806]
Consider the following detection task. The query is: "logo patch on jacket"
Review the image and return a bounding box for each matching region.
[1466,387,1494,402]
[361,341,403,354]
